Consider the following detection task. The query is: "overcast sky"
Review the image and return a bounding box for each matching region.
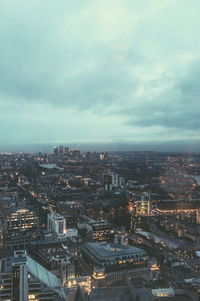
[1,0,200,149]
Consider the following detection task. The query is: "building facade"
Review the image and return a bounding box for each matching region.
[0,250,67,301]
[82,242,149,282]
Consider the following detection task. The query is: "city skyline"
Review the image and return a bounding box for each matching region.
[1,0,200,149]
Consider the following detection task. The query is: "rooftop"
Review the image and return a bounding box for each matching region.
[85,242,146,259]
[27,256,66,299]
[90,286,153,301]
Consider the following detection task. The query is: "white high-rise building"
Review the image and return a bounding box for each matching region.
[48,213,66,238]
[48,212,78,238]
[109,171,119,188]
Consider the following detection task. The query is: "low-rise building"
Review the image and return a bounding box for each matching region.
[82,242,149,281]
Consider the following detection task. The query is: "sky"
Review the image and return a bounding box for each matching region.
[1,0,200,150]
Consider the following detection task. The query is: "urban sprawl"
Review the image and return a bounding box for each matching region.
[0,147,200,300]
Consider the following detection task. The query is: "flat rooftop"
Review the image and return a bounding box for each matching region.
[90,286,153,301]
[90,221,111,226]
[85,242,146,259]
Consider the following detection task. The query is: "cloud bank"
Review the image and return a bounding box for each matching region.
[0,0,200,147]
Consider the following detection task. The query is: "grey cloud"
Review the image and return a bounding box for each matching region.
[123,60,200,130]
[179,61,200,97]
[127,110,200,130]
[0,0,143,109]
[1,0,200,145]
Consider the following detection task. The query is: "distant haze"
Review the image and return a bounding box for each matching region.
[0,1,200,147]
[1,141,200,153]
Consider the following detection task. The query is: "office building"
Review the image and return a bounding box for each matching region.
[57,201,82,222]
[53,146,59,156]
[90,221,112,241]
[0,250,67,301]
[48,213,66,237]
[59,145,64,156]
[48,212,78,238]
[102,174,112,191]
[82,242,149,281]
[77,219,112,241]
[6,208,39,232]
[135,193,151,216]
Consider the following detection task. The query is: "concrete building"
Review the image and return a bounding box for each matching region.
[89,286,153,301]
[103,172,124,191]
[57,201,82,223]
[135,200,150,216]
[48,213,66,238]
[77,219,112,241]
[48,212,78,238]
[6,208,39,232]
[0,250,67,301]
[53,146,59,156]
[89,221,112,241]
[102,174,112,191]
[82,242,149,281]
